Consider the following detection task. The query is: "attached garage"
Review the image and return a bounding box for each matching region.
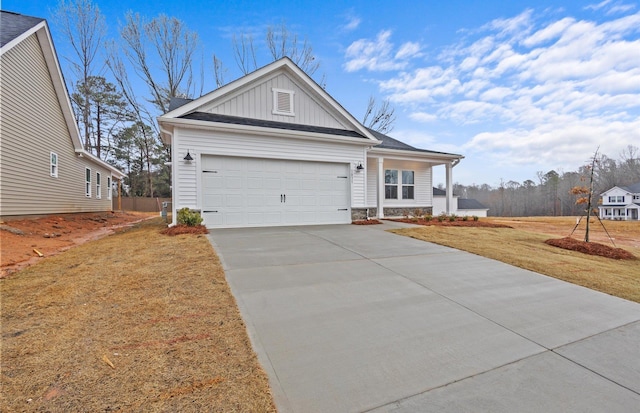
[201,155,351,228]
[158,58,464,229]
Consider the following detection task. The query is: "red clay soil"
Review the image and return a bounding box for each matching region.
[1,211,154,277]
[545,237,636,260]
[160,224,209,236]
[388,217,512,228]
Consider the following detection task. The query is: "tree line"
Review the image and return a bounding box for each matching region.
[52,0,394,198]
[447,146,640,217]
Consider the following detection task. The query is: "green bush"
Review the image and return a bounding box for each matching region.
[437,214,446,222]
[473,215,479,221]
[462,215,469,221]
[449,214,457,222]
[424,214,433,222]
[177,207,203,226]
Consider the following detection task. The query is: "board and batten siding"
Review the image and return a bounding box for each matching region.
[366,157,433,207]
[200,73,349,129]
[0,33,113,217]
[172,127,367,211]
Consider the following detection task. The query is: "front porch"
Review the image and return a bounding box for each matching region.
[599,205,640,221]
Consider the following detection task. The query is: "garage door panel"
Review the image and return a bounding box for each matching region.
[201,155,350,228]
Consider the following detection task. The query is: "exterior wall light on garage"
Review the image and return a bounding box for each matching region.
[356,162,364,171]
[183,150,194,162]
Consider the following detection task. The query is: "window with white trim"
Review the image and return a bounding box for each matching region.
[96,172,102,199]
[385,169,415,200]
[608,195,624,203]
[402,171,415,199]
[50,152,58,177]
[107,176,112,200]
[272,88,295,116]
[85,168,91,197]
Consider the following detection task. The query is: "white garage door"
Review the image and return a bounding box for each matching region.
[201,156,351,228]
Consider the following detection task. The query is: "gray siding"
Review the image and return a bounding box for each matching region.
[200,73,350,129]
[0,33,113,217]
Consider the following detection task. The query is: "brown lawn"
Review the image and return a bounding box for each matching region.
[1,218,275,412]
[390,216,640,303]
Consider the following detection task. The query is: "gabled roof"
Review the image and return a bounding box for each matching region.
[621,182,640,193]
[0,10,43,49]
[159,57,379,145]
[1,10,124,179]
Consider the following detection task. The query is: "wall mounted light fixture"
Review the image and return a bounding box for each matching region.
[184,150,194,162]
[356,162,364,171]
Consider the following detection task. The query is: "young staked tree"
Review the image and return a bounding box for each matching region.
[52,0,106,152]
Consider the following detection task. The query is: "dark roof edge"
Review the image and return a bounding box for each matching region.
[179,112,368,139]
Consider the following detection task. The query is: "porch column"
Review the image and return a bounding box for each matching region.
[378,157,385,218]
[446,162,453,214]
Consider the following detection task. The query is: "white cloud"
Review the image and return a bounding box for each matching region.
[342,15,361,31]
[344,30,422,72]
[372,8,640,175]
[409,112,438,123]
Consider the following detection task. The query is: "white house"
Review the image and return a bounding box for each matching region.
[0,11,124,218]
[158,58,463,228]
[598,182,640,221]
[432,187,489,217]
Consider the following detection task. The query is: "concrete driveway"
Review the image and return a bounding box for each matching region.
[207,222,640,413]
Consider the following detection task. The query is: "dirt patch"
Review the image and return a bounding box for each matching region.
[545,237,636,260]
[388,217,512,228]
[160,224,209,236]
[0,218,276,412]
[1,211,154,277]
[352,219,382,225]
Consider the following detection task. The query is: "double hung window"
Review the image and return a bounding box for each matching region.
[385,169,415,200]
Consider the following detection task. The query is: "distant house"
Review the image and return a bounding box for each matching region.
[598,182,640,221]
[432,187,489,217]
[158,58,464,228]
[0,11,124,218]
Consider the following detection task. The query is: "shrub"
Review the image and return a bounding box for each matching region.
[449,214,457,222]
[462,215,469,221]
[424,214,433,222]
[473,215,479,221]
[437,214,446,222]
[177,207,203,226]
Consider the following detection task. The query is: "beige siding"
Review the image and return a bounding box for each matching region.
[0,34,113,217]
[366,157,433,207]
[200,73,350,129]
[172,127,366,211]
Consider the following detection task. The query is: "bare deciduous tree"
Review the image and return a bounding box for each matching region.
[117,12,199,114]
[266,22,319,76]
[363,96,396,134]
[53,0,106,151]
[232,34,257,75]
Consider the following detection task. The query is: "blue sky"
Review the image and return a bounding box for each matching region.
[5,0,640,186]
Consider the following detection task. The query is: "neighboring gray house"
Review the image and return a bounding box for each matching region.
[158,58,464,228]
[0,11,124,218]
[598,182,640,221]
[432,187,489,217]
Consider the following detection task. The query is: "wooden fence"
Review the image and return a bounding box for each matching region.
[113,197,172,212]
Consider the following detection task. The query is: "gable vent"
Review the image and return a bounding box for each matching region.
[272,88,295,116]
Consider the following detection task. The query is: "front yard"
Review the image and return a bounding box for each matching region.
[1,218,275,412]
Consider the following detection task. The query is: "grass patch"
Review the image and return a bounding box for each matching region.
[1,218,275,412]
[390,225,640,303]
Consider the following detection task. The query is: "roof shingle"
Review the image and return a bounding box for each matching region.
[1,10,43,49]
